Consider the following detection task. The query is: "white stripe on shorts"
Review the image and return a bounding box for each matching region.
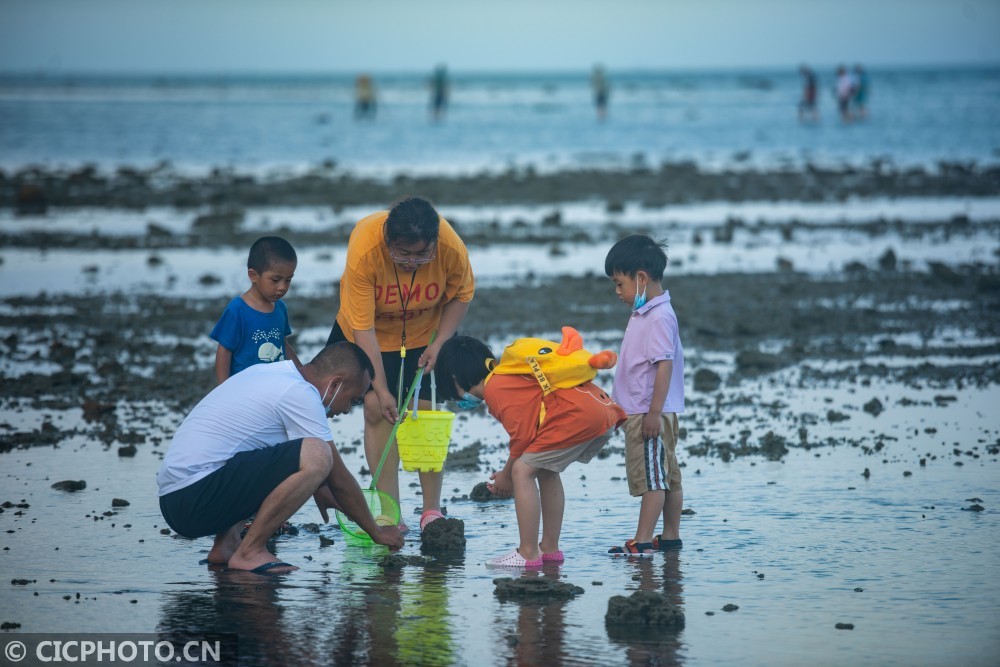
[645,435,667,491]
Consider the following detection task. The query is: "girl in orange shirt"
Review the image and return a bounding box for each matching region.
[436,335,625,567]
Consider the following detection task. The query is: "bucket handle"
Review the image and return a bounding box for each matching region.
[409,330,438,421]
[411,377,419,420]
[431,368,437,411]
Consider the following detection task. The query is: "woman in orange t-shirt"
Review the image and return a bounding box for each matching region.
[326,196,475,531]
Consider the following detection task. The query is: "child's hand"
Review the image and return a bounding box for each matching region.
[641,412,663,441]
[487,470,513,498]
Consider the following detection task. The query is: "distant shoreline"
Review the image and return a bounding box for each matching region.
[3,161,998,213]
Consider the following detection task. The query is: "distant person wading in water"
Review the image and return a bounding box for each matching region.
[430,65,449,121]
[853,64,870,119]
[835,65,856,122]
[798,64,819,122]
[354,74,377,121]
[592,64,610,121]
[326,196,475,533]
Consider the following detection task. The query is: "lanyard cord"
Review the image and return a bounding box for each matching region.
[390,261,418,412]
[390,262,419,350]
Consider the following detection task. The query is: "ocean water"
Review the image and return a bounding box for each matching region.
[2,67,999,176]
[2,196,997,299]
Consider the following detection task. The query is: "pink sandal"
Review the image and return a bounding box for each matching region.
[420,509,445,531]
[541,550,565,563]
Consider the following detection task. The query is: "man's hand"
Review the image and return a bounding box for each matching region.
[313,487,343,523]
[487,469,513,498]
[371,524,405,551]
[641,411,663,441]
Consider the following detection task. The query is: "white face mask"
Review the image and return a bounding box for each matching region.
[320,380,341,416]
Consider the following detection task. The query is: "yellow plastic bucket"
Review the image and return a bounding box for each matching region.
[397,410,455,472]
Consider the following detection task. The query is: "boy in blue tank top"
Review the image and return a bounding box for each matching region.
[211,236,301,384]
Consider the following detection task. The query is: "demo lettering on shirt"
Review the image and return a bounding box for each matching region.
[374,282,441,306]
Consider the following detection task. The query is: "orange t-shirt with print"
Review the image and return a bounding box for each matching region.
[483,374,626,459]
[336,210,475,351]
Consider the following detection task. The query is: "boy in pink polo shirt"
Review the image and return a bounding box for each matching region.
[605,235,685,556]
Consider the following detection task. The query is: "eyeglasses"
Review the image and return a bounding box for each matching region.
[387,241,436,266]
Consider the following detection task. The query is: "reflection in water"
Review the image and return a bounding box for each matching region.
[327,551,402,666]
[158,545,458,667]
[395,566,456,666]
[607,553,686,667]
[489,560,687,666]
[491,566,571,666]
[158,571,296,667]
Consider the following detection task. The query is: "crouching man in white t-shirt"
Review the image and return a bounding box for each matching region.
[157,342,404,574]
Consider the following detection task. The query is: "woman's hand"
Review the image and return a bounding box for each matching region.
[487,469,513,498]
[375,386,399,424]
[418,342,442,371]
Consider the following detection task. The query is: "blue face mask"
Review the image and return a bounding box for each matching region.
[456,392,483,410]
[632,282,648,311]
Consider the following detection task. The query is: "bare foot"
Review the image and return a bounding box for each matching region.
[205,525,243,564]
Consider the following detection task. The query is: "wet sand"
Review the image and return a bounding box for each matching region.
[2,263,998,434]
[4,160,1000,213]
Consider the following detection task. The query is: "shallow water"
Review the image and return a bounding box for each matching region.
[1,196,997,298]
[2,371,998,666]
[3,68,1000,175]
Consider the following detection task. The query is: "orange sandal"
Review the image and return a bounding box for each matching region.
[608,539,655,557]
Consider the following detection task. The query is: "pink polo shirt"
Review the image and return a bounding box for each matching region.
[611,291,685,415]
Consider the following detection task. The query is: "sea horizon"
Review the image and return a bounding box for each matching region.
[3,64,999,179]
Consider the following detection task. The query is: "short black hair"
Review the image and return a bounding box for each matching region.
[384,195,440,246]
[434,335,495,401]
[604,234,668,280]
[310,342,376,385]
[248,236,297,273]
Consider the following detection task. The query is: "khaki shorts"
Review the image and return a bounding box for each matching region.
[623,413,682,497]
[520,429,614,473]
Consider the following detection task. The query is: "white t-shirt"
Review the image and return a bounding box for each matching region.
[836,72,855,99]
[157,360,334,496]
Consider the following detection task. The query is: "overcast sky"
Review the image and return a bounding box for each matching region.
[2,0,999,73]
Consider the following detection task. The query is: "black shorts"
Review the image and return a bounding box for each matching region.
[326,320,433,402]
[159,439,303,538]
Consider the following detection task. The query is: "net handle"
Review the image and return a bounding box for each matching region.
[370,330,437,488]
